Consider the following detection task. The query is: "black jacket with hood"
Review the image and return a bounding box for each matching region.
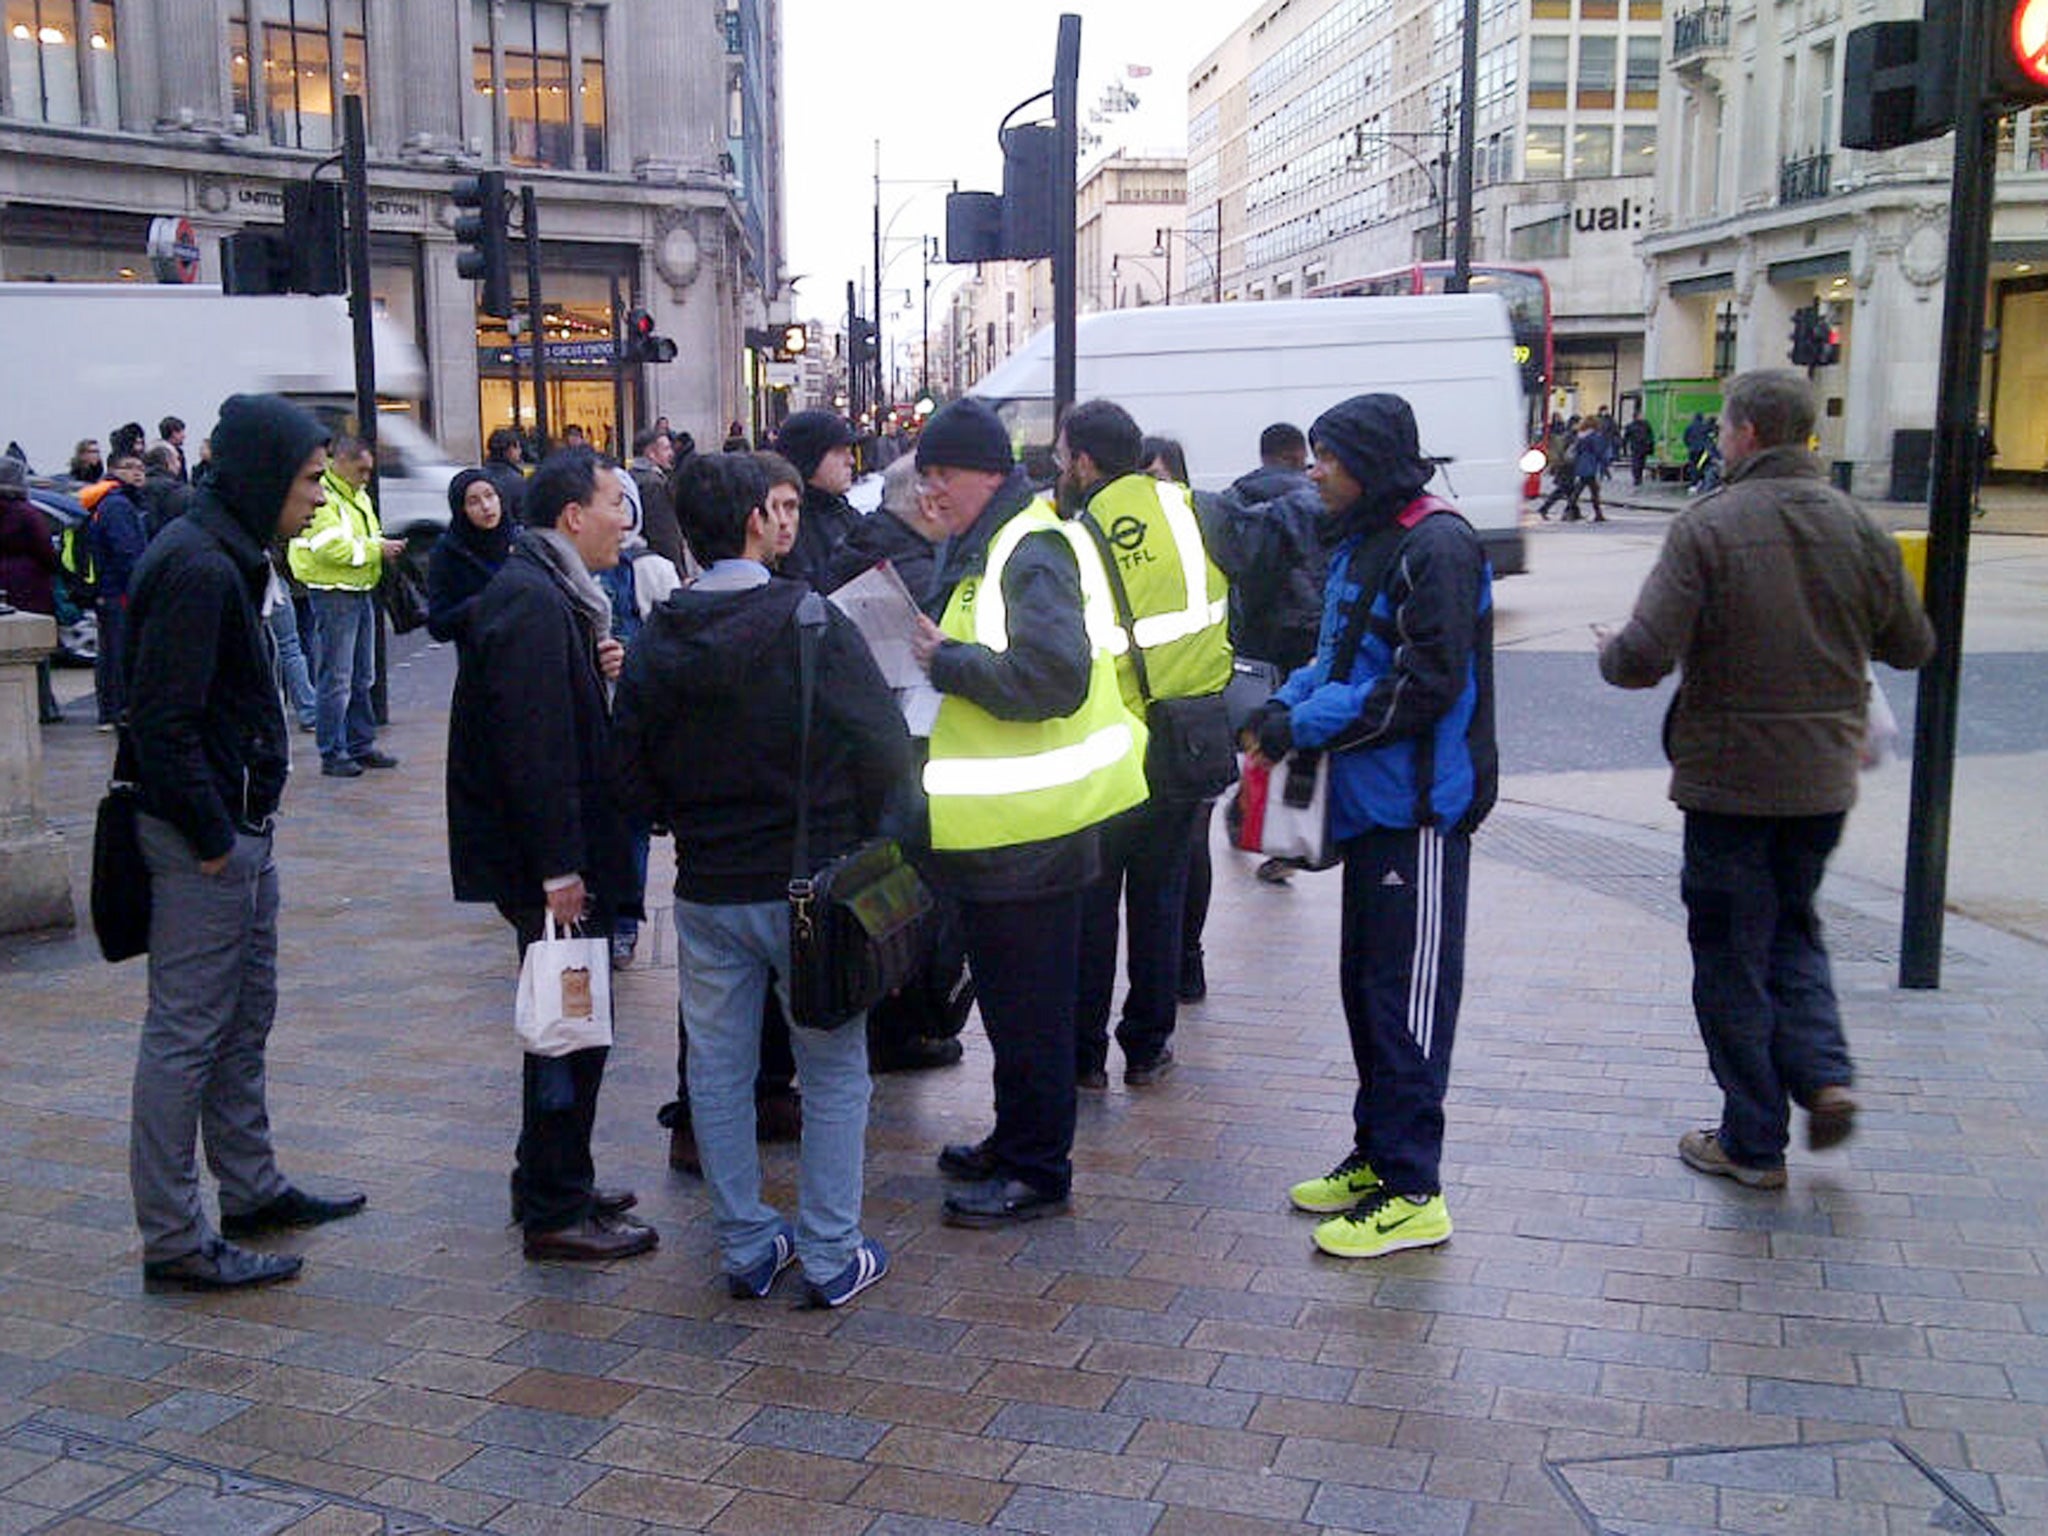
[1199,463,1326,672]
[783,482,862,589]
[123,394,327,862]
[820,507,938,604]
[609,572,917,905]
[446,542,642,916]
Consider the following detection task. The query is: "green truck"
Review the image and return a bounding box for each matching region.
[1639,378,1724,478]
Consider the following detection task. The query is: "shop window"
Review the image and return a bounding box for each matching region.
[1574,124,1614,177]
[1526,124,1565,179]
[255,0,366,152]
[1621,123,1656,174]
[1529,36,1569,109]
[1578,35,1616,108]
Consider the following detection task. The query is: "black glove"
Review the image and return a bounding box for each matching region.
[1255,706,1294,760]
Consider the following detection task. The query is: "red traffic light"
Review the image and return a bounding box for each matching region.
[626,308,655,340]
[2010,0,2048,89]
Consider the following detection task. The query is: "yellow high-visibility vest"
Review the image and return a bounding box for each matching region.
[924,501,1148,851]
[1078,475,1232,713]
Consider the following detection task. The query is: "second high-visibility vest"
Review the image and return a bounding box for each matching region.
[1077,474,1232,713]
[924,501,1148,852]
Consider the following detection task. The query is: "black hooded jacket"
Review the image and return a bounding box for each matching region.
[609,573,918,905]
[820,508,938,604]
[1199,463,1327,672]
[123,394,327,862]
[783,482,862,589]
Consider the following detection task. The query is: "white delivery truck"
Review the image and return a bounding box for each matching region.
[969,295,1527,575]
[0,283,461,543]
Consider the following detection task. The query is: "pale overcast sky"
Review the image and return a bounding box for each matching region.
[780,0,1258,330]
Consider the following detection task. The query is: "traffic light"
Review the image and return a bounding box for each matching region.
[943,122,1060,262]
[221,229,291,295]
[1814,310,1842,367]
[779,323,808,358]
[451,171,512,319]
[1790,303,1818,367]
[1993,0,2048,106]
[284,181,345,296]
[624,308,677,365]
[1841,0,1954,150]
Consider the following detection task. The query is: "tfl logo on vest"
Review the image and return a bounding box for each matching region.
[1108,514,1154,570]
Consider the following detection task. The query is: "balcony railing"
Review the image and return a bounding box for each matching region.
[1672,3,1732,62]
[1779,152,1832,204]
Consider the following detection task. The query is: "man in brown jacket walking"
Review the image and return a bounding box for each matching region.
[1598,369,1935,1188]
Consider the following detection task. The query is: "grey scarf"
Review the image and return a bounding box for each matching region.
[523,527,613,643]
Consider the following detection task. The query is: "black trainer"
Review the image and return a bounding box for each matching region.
[144,1237,302,1292]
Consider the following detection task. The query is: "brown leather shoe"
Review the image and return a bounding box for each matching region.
[523,1212,658,1263]
[1807,1085,1858,1151]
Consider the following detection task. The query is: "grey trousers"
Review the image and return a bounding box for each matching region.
[129,812,290,1262]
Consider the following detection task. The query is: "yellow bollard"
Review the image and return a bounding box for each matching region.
[1894,530,1928,600]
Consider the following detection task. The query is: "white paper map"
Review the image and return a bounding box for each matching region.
[828,560,944,735]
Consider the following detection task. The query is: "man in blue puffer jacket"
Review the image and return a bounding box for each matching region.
[1246,392,1496,1261]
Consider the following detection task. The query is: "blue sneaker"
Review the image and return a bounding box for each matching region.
[803,1237,889,1309]
[725,1222,797,1299]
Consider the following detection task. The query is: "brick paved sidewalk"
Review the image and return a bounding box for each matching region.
[3,638,2044,1535]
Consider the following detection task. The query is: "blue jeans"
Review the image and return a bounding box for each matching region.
[675,899,871,1285]
[1682,811,1851,1167]
[308,589,377,765]
[268,596,317,727]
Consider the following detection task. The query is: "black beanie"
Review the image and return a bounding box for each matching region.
[915,399,1013,476]
[208,394,330,543]
[773,410,856,481]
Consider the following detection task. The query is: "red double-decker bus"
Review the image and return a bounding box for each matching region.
[1314,263,1552,437]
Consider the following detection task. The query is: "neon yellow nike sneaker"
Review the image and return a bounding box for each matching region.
[1288,1151,1382,1214]
[1312,1190,1452,1259]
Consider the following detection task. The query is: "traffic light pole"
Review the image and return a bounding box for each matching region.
[1899,0,1997,988]
[1052,14,1080,424]
[340,95,394,727]
[521,186,550,456]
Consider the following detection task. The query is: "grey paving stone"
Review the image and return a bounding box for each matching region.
[1208,1353,1356,1403]
[830,1308,971,1354]
[608,1314,754,1358]
[443,1442,605,1506]
[732,1403,891,1460]
[1306,1481,1474,1536]
[487,1332,635,1377]
[468,1403,610,1458]
[984,1402,1139,1454]
[129,1389,253,1434]
[1746,1378,1907,1426]
[125,1484,307,1536]
[995,1483,1163,1536]
[1103,1378,1257,1430]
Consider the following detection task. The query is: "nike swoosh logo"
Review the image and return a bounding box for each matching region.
[1375,1211,1420,1234]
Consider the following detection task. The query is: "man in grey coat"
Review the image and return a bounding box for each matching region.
[1598,369,1934,1188]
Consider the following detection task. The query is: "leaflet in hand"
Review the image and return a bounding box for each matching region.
[828,560,943,733]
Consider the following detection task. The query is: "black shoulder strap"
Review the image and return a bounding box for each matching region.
[790,590,829,883]
[1078,511,1153,704]
[1328,519,1408,684]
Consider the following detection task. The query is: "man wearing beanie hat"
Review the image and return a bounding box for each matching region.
[1250,392,1495,1262]
[125,393,368,1292]
[909,399,1149,1229]
[772,409,860,586]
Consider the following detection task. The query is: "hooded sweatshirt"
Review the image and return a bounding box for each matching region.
[610,571,917,904]
[1271,393,1497,837]
[123,394,329,860]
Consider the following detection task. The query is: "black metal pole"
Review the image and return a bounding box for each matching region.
[922,238,932,399]
[846,279,861,424]
[508,316,524,451]
[340,96,391,726]
[522,185,549,455]
[1900,7,1996,989]
[1438,105,1452,261]
[609,274,627,453]
[1053,15,1080,422]
[1447,0,1479,291]
[873,148,885,425]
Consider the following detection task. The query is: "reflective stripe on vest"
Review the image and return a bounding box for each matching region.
[1083,476,1232,705]
[924,501,1148,851]
[1128,478,1229,649]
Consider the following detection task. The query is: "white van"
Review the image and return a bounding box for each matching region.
[0,283,460,545]
[969,295,1526,575]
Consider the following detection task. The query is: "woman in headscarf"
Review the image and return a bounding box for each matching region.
[427,468,516,646]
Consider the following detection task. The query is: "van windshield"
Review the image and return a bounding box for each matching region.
[982,396,1057,475]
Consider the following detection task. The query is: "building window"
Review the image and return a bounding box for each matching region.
[1526,124,1565,178]
[1814,40,1835,153]
[1509,212,1570,260]
[478,0,604,171]
[1574,124,1614,176]
[7,0,117,124]
[1577,35,1616,107]
[1625,35,1659,105]
[1621,123,1656,173]
[1530,36,1569,108]
[254,0,366,152]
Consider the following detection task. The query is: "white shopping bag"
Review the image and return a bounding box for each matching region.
[1236,750,1338,869]
[1861,662,1900,771]
[514,914,614,1056]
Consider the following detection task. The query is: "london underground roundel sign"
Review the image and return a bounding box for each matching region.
[2017,0,2048,90]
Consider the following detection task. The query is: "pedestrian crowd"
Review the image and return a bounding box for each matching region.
[83,368,1927,1316]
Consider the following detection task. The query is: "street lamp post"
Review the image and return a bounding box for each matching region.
[1153,226,1221,304]
[1347,115,1454,260]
